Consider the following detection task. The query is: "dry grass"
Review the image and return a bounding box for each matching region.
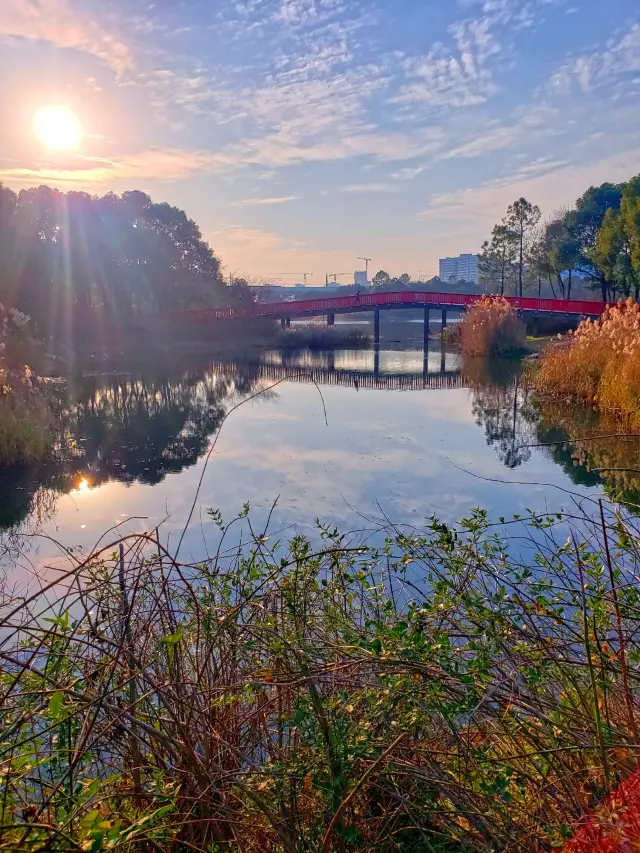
[534,299,640,427]
[0,367,54,466]
[457,296,526,357]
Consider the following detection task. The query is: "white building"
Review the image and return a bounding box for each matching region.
[354,270,369,288]
[439,254,479,285]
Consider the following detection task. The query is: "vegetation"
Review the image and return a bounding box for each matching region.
[456,296,526,356]
[534,298,640,427]
[0,304,55,468]
[2,504,640,851]
[0,184,236,349]
[480,174,640,301]
[276,325,371,351]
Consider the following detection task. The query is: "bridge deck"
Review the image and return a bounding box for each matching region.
[166,290,611,324]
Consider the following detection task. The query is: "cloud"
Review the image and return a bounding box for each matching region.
[340,183,399,193]
[233,196,301,205]
[0,147,235,188]
[0,0,133,73]
[548,23,640,94]
[391,165,426,181]
[420,147,640,225]
[393,17,499,109]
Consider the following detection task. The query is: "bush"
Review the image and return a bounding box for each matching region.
[276,325,371,350]
[3,507,640,851]
[534,298,640,426]
[0,304,54,467]
[458,295,526,356]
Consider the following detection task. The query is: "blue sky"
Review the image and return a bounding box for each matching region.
[1,0,639,281]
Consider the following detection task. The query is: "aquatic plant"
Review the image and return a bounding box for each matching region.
[535,298,640,426]
[457,296,526,357]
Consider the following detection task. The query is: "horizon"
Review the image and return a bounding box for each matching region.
[1,0,639,279]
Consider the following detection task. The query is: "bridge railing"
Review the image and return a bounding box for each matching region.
[154,291,611,324]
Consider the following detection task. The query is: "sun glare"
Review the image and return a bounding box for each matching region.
[33,105,82,151]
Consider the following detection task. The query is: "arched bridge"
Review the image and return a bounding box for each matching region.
[174,291,609,325]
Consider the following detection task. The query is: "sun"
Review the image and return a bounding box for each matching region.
[33,105,82,151]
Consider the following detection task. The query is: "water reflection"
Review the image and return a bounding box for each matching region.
[1,341,639,536]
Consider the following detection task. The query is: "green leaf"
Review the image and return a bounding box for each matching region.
[48,690,64,717]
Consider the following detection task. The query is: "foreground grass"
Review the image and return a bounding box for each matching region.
[0,367,55,467]
[2,502,640,851]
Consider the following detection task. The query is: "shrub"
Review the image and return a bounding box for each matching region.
[3,507,640,851]
[535,298,640,426]
[458,295,526,356]
[0,304,53,467]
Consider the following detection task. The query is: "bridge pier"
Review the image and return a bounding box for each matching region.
[374,309,380,347]
[441,309,448,333]
[327,312,335,326]
[424,306,430,346]
[281,317,291,329]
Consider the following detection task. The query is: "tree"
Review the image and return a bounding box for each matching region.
[0,186,231,346]
[372,270,390,289]
[565,182,624,300]
[479,225,516,296]
[398,273,411,287]
[589,209,637,300]
[504,198,541,298]
[621,175,640,297]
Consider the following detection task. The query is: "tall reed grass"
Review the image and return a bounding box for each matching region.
[2,503,640,851]
[534,299,640,427]
[457,296,526,357]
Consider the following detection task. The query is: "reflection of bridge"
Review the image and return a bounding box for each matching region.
[160,291,610,342]
[210,359,466,392]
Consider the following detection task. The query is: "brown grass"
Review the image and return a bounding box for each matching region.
[0,367,54,466]
[457,295,526,356]
[534,299,640,427]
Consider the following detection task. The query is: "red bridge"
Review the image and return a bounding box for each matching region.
[171,291,609,330]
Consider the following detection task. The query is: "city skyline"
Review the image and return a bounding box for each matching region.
[1,0,639,278]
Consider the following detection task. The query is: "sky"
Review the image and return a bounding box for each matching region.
[1,0,639,283]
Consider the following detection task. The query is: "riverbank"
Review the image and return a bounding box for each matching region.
[2,505,639,852]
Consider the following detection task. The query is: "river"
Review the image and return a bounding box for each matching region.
[1,320,637,581]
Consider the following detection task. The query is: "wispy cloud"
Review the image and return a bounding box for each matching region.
[340,183,399,193]
[0,0,133,73]
[233,195,301,205]
[0,147,235,187]
[548,23,640,94]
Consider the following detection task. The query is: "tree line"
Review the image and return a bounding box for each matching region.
[0,184,237,344]
[480,174,640,301]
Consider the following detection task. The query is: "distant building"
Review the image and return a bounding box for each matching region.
[354,270,369,288]
[439,254,479,285]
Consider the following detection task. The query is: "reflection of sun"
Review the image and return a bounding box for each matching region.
[34,105,82,150]
[76,476,90,492]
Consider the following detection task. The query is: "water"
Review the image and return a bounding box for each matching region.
[1,322,636,584]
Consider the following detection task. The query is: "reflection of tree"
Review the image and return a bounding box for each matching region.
[0,360,264,531]
[534,402,640,507]
[464,357,536,468]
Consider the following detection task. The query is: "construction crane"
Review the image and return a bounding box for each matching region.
[356,257,372,280]
[325,273,349,286]
[273,272,313,286]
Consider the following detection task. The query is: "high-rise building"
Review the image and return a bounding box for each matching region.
[354,270,369,287]
[439,254,479,285]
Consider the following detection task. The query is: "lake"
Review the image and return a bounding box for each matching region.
[1,319,636,583]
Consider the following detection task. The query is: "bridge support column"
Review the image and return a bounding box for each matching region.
[281,317,291,329]
[374,309,380,347]
[424,306,430,346]
[441,309,448,333]
[327,312,335,326]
